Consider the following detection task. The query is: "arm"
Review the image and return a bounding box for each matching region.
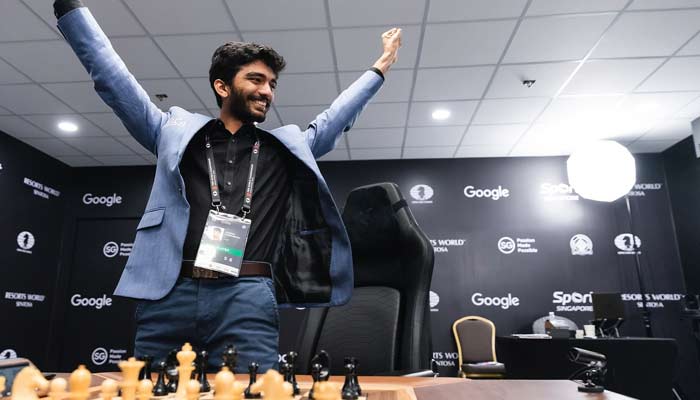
[305,28,402,158]
[54,1,166,154]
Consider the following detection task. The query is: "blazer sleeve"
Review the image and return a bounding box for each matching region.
[303,71,383,158]
[57,8,166,155]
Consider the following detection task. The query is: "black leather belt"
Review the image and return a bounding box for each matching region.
[180,261,271,279]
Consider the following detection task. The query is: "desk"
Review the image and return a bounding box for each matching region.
[44,373,634,400]
[497,336,677,400]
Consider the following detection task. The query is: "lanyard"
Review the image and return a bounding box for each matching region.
[205,130,261,218]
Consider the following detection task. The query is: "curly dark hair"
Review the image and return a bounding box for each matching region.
[209,42,286,108]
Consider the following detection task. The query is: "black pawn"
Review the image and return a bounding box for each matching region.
[222,345,238,372]
[308,363,323,400]
[165,349,179,393]
[244,362,261,399]
[341,358,360,400]
[285,351,299,395]
[197,351,211,392]
[138,355,154,382]
[153,361,169,396]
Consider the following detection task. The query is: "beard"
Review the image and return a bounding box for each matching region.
[228,86,269,124]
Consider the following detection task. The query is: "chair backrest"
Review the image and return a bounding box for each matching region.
[295,183,434,375]
[452,316,497,364]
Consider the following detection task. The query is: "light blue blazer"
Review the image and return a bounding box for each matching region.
[58,8,383,307]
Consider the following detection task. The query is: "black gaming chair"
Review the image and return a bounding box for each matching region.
[295,182,435,375]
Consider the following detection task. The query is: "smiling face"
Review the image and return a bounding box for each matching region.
[215,60,277,124]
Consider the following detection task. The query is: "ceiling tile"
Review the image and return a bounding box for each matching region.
[334,26,420,71]
[628,0,700,10]
[0,58,30,84]
[405,126,466,146]
[455,145,511,158]
[0,84,72,114]
[564,58,665,95]
[22,114,108,137]
[140,153,158,164]
[188,78,218,109]
[83,113,130,137]
[486,62,578,98]
[679,34,700,55]
[21,138,83,156]
[639,119,693,140]
[0,106,9,115]
[0,0,58,41]
[409,101,478,126]
[55,155,102,167]
[62,137,134,156]
[24,0,146,37]
[339,70,413,103]
[420,20,517,67]
[244,30,334,73]
[124,0,234,35]
[155,33,242,78]
[403,146,456,159]
[462,123,529,146]
[473,97,549,124]
[528,0,628,15]
[353,103,409,128]
[95,155,151,166]
[627,139,678,153]
[276,105,328,127]
[110,37,179,79]
[225,0,327,30]
[428,0,527,22]
[114,136,152,155]
[674,95,700,118]
[318,149,349,161]
[510,140,577,156]
[329,0,425,27]
[351,147,402,160]
[347,128,405,148]
[592,10,700,58]
[273,73,338,106]
[412,66,493,101]
[42,82,110,113]
[538,95,623,124]
[637,56,700,91]
[617,92,700,121]
[0,116,51,138]
[139,79,205,109]
[504,14,615,63]
[0,41,88,83]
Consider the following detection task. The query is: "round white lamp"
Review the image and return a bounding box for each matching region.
[566,140,636,202]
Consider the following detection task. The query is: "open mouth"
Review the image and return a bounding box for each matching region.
[251,98,268,110]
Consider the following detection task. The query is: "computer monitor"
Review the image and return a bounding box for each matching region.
[592,292,625,320]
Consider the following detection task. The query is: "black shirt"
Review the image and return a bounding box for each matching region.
[180,120,293,264]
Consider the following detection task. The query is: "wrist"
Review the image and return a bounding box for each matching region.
[372,52,396,75]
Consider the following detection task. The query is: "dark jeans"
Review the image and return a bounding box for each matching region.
[134,276,279,373]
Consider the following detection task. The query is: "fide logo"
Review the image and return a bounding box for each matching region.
[497,237,515,254]
[16,231,35,254]
[429,291,440,312]
[409,184,434,204]
[91,347,108,366]
[103,242,119,258]
[0,349,17,360]
[570,234,593,256]
[615,233,642,255]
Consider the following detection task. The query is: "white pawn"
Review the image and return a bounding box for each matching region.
[99,379,118,400]
[69,365,91,400]
[185,379,200,400]
[214,367,245,400]
[48,377,68,400]
[137,379,153,400]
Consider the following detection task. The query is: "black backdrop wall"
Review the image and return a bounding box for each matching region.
[1,130,699,397]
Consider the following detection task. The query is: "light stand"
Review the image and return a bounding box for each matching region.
[624,195,653,338]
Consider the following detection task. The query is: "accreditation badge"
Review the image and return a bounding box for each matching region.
[194,210,251,277]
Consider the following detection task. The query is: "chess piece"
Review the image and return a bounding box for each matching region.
[314,381,342,400]
[196,351,211,392]
[166,349,179,393]
[70,365,92,400]
[285,352,299,395]
[10,366,49,400]
[175,343,197,400]
[249,370,293,400]
[119,357,145,400]
[244,362,261,399]
[138,356,154,382]
[98,379,118,400]
[185,380,200,400]
[222,345,238,373]
[47,377,68,400]
[214,366,246,400]
[137,379,153,400]
[308,363,323,400]
[153,361,169,396]
[341,358,360,400]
